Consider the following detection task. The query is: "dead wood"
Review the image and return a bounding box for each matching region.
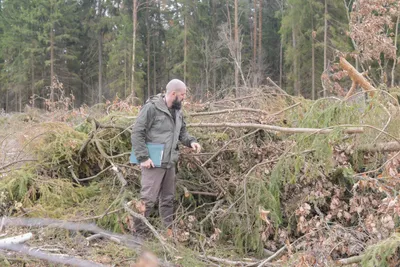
[357,141,400,152]
[0,217,142,249]
[339,57,376,98]
[336,255,363,265]
[0,243,106,267]
[187,122,364,134]
[187,108,270,117]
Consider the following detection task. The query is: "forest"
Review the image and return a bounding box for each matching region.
[0,0,400,266]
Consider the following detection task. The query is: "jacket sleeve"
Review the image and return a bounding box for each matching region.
[131,104,154,163]
[179,115,197,147]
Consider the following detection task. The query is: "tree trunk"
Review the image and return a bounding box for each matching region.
[19,86,21,112]
[131,0,138,99]
[153,38,157,95]
[50,26,54,103]
[31,55,35,108]
[184,8,187,85]
[204,38,209,100]
[311,14,315,100]
[323,0,328,97]
[125,49,127,98]
[234,0,239,96]
[258,0,262,72]
[253,0,257,66]
[146,0,150,98]
[98,31,103,103]
[5,86,8,113]
[292,23,300,95]
[391,14,399,87]
[279,2,283,88]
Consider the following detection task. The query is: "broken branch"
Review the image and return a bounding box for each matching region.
[187,122,363,134]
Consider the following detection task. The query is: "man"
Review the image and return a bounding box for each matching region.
[131,79,201,235]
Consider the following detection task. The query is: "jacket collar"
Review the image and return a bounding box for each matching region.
[152,94,181,117]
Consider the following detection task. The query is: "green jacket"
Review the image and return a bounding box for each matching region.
[131,94,196,168]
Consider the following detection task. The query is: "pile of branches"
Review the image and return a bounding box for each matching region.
[1,70,400,266]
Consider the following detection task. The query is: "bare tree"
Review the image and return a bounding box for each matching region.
[218,23,248,93]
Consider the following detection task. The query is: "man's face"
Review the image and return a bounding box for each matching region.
[171,89,186,110]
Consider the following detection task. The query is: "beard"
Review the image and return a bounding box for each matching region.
[171,96,182,110]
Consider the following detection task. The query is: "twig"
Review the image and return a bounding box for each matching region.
[266,77,289,96]
[86,117,127,132]
[68,165,112,183]
[200,200,223,233]
[211,94,264,105]
[123,204,176,253]
[373,104,391,142]
[268,102,301,117]
[110,164,127,187]
[187,122,363,134]
[191,160,229,198]
[70,208,123,222]
[86,233,102,242]
[202,129,260,167]
[188,191,219,197]
[256,245,287,267]
[0,159,37,171]
[79,131,94,157]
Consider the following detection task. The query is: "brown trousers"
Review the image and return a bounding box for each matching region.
[136,166,176,232]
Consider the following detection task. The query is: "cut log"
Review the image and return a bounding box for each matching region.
[339,57,375,98]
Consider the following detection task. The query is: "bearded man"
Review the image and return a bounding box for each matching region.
[131,79,201,236]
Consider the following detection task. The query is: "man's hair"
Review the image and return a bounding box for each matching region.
[166,79,186,94]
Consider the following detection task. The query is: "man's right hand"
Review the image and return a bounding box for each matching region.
[140,158,155,169]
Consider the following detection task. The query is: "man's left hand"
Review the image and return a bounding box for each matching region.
[191,142,201,153]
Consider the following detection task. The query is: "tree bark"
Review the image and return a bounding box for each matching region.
[184,5,188,85]
[279,1,283,88]
[323,0,328,97]
[50,25,54,103]
[98,31,103,103]
[98,0,103,103]
[258,0,263,72]
[311,16,315,100]
[253,0,257,66]
[31,54,35,108]
[234,0,239,96]
[131,0,138,99]
[292,23,300,95]
[146,0,150,98]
